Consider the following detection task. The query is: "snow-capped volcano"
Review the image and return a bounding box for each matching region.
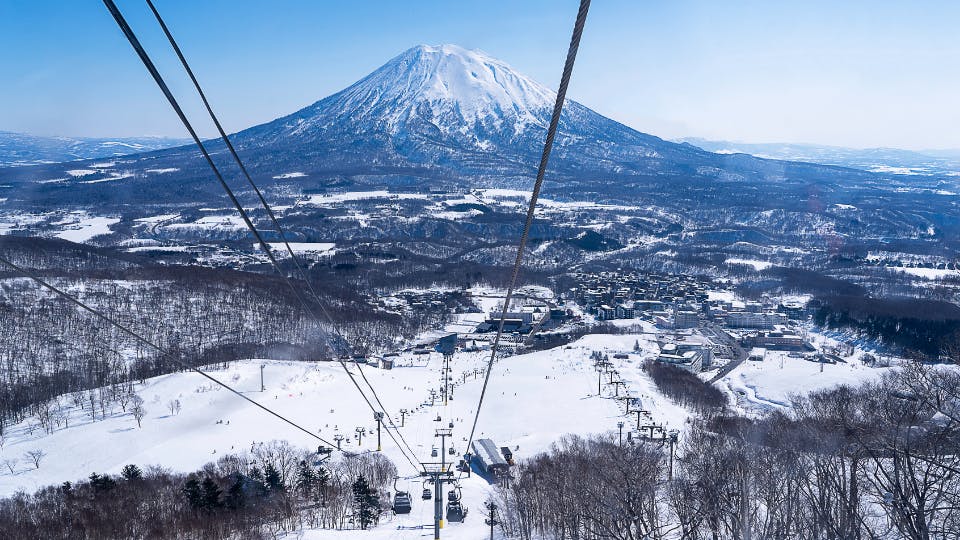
[293,44,555,138]
[232,43,693,177]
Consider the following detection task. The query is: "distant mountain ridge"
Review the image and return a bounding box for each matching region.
[0,131,189,167]
[678,137,960,176]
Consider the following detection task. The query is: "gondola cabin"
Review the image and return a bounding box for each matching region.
[392,491,412,514]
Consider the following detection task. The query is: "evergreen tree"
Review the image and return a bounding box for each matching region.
[224,475,245,510]
[296,460,316,498]
[248,466,268,498]
[201,477,222,510]
[89,473,116,493]
[352,474,380,530]
[121,464,143,482]
[183,476,203,510]
[633,340,641,352]
[264,463,284,493]
[248,465,263,483]
[316,466,330,506]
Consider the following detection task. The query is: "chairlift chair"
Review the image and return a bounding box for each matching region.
[446,487,467,523]
[392,491,412,514]
[446,501,467,522]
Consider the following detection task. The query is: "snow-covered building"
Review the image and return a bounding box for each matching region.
[596,305,616,320]
[656,345,704,373]
[744,329,806,349]
[673,310,700,329]
[471,438,509,477]
[725,311,787,329]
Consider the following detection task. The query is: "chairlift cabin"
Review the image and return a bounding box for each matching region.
[448,446,456,456]
[422,487,433,500]
[431,446,438,458]
[392,491,412,514]
[446,488,467,522]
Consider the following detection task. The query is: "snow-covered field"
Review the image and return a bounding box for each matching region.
[273,172,307,179]
[0,332,670,539]
[54,215,120,242]
[301,191,429,206]
[889,266,960,280]
[718,350,893,411]
[165,214,247,232]
[263,242,336,256]
[724,257,773,271]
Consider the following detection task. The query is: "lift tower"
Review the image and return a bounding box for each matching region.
[420,464,456,540]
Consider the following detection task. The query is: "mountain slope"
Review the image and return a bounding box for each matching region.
[227,43,705,179]
[0,43,881,210]
[679,137,960,176]
[0,131,189,167]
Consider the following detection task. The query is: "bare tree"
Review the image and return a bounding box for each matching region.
[24,450,46,470]
[2,458,16,474]
[117,382,134,412]
[131,396,146,428]
[167,399,181,416]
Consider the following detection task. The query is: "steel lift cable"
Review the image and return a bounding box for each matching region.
[102,0,423,472]
[143,0,420,469]
[143,0,323,307]
[0,253,338,449]
[464,0,591,457]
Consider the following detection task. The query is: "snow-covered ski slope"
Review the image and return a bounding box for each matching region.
[0,333,674,536]
[0,322,894,538]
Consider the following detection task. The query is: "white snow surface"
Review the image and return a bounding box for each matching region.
[263,242,336,256]
[54,215,120,243]
[890,267,960,280]
[718,350,893,411]
[301,191,428,206]
[134,213,180,224]
[0,335,671,502]
[314,44,556,138]
[165,215,246,232]
[725,257,773,271]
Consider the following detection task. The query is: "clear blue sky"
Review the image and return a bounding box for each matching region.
[2,0,960,149]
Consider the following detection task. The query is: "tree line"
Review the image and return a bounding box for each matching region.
[0,440,397,539]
